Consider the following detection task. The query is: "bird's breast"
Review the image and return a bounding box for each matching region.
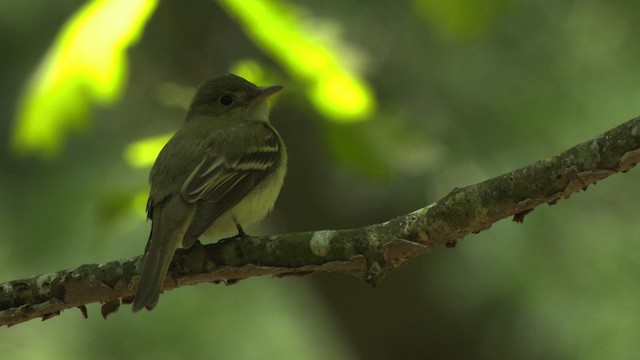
[204,142,287,240]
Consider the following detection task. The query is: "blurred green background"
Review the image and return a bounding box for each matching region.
[2,0,640,359]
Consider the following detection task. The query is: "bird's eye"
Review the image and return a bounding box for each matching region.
[218,95,234,106]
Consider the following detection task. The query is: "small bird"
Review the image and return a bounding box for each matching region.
[132,74,287,312]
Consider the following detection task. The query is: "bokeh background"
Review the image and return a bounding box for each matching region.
[2,0,640,359]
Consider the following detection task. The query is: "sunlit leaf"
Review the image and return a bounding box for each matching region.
[219,0,375,122]
[12,0,158,158]
[124,133,172,168]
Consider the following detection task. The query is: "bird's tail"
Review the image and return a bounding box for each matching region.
[132,212,180,312]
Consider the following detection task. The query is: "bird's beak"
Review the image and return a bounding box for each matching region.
[250,85,283,104]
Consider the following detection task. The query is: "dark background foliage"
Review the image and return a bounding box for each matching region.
[1,0,639,359]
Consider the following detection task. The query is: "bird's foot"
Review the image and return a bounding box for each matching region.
[217,231,250,246]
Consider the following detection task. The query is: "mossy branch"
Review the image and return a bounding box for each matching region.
[1,116,639,327]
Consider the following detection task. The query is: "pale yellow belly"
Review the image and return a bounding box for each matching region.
[202,159,287,240]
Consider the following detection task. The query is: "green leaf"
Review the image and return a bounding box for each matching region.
[124,133,172,168]
[219,0,376,122]
[12,0,158,158]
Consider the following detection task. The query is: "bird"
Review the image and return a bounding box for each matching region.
[132,74,287,312]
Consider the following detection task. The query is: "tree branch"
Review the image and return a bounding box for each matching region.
[2,117,639,327]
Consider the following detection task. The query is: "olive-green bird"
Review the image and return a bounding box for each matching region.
[132,74,287,312]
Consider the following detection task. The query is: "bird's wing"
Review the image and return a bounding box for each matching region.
[180,123,281,247]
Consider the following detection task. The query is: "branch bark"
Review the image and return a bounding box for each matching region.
[2,116,639,327]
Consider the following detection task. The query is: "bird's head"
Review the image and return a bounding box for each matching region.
[186,74,283,122]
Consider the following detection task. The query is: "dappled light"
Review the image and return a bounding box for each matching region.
[220,0,375,122]
[11,0,157,157]
[124,133,172,168]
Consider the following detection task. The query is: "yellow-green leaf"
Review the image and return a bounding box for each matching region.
[124,133,172,168]
[12,0,158,158]
[219,0,376,122]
